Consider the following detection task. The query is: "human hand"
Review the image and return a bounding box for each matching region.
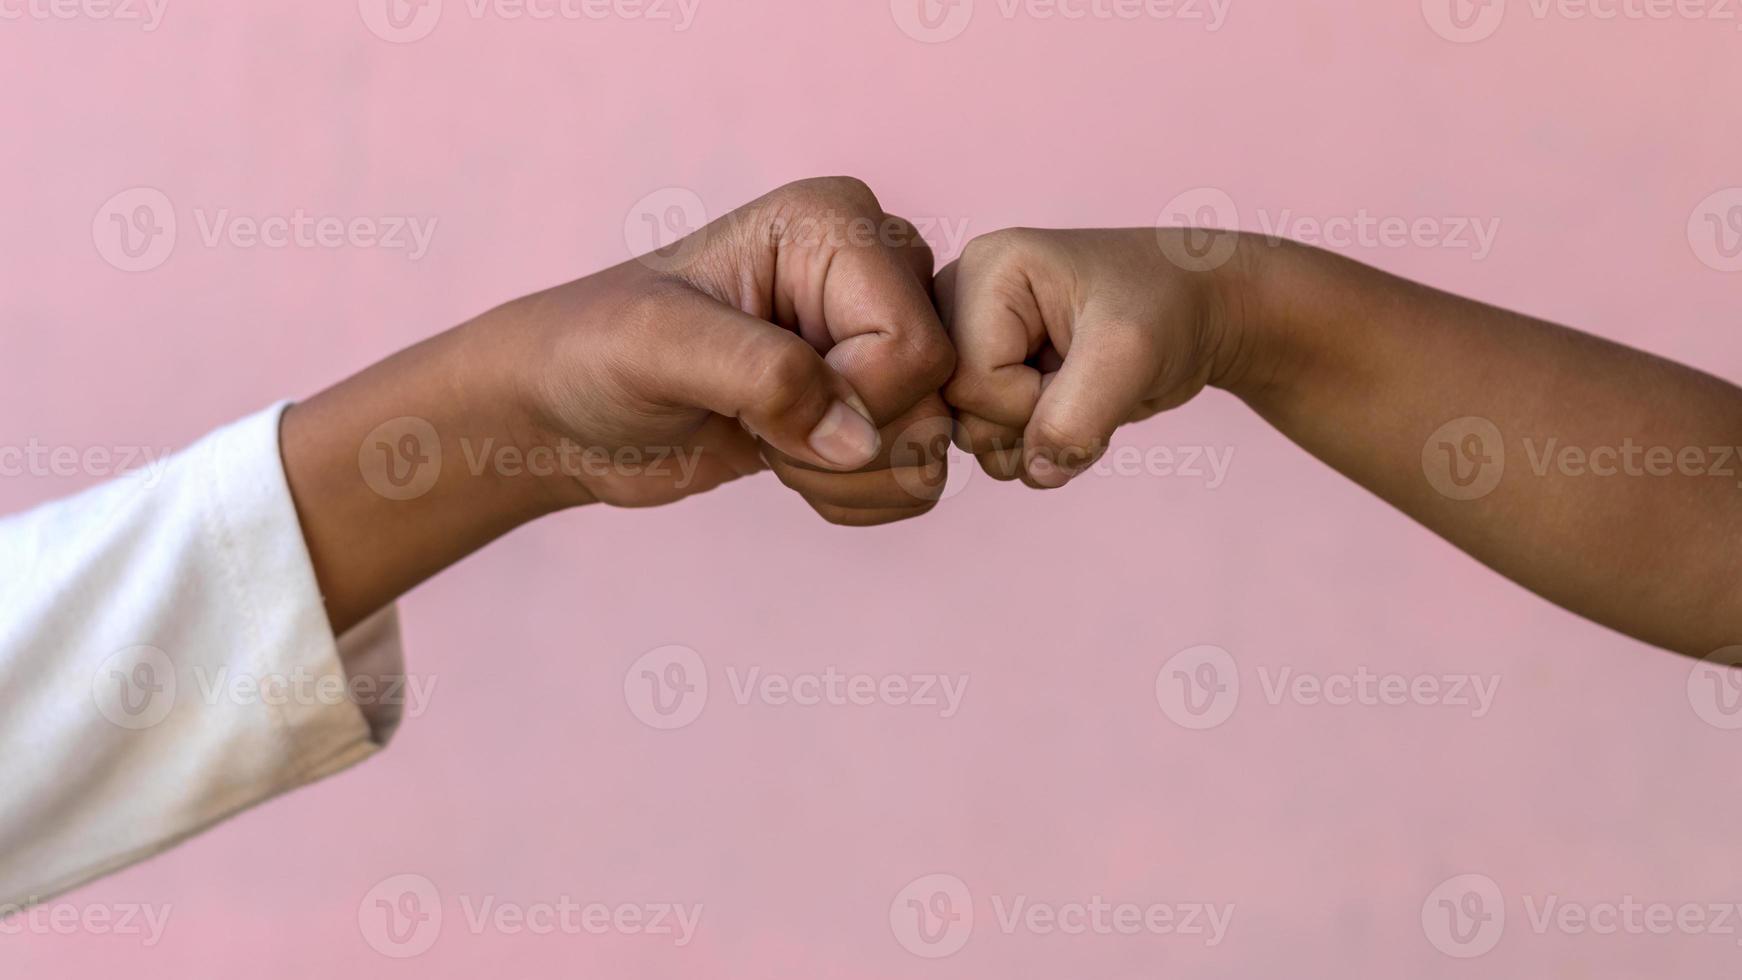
[936,228,1251,488]
[509,177,956,524]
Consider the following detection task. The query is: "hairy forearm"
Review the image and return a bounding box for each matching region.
[1224,238,1742,656]
[280,304,568,635]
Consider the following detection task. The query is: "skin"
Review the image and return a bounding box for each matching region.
[282,177,955,635]
[282,177,1739,660]
[938,227,1742,659]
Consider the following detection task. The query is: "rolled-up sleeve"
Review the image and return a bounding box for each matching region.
[0,403,404,907]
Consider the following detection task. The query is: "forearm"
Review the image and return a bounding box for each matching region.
[281,302,571,635]
[1224,238,1742,657]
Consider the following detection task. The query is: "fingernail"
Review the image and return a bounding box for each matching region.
[1028,455,1069,489]
[809,400,880,468]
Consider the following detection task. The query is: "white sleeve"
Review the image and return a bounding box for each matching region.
[0,402,405,907]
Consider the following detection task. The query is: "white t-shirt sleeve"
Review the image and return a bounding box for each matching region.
[0,402,405,907]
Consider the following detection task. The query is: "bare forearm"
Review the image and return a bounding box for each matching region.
[1227,239,1742,656]
[280,305,568,635]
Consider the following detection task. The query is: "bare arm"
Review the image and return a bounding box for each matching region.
[938,229,1742,658]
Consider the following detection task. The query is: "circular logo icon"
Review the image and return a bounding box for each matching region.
[1421,873,1504,958]
[891,0,974,42]
[1156,644,1239,730]
[359,417,442,501]
[1157,187,1240,272]
[92,645,177,730]
[1421,0,1505,43]
[625,645,708,730]
[1688,188,1742,273]
[358,873,443,958]
[94,187,177,273]
[1687,645,1742,730]
[1422,417,1504,501]
[358,0,443,42]
[889,872,973,958]
[889,416,974,504]
[625,187,710,274]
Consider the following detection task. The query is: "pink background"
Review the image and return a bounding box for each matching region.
[5,0,1742,975]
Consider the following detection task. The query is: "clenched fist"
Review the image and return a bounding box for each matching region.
[936,228,1247,488]
[513,176,958,524]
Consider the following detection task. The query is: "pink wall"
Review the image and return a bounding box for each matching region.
[5,0,1742,975]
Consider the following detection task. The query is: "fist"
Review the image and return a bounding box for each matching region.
[515,177,957,524]
[936,228,1246,489]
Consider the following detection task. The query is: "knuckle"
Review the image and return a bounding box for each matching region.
[960,227,1040,268]
[905,330,958,388]
[752,340,823,413]
[783,176,880,216]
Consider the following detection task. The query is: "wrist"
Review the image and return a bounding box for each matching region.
[1203,234,1316,410]
[451,295,600,513]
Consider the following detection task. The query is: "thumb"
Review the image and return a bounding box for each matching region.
[1022,321,1159,489]
[651,289,881,471]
